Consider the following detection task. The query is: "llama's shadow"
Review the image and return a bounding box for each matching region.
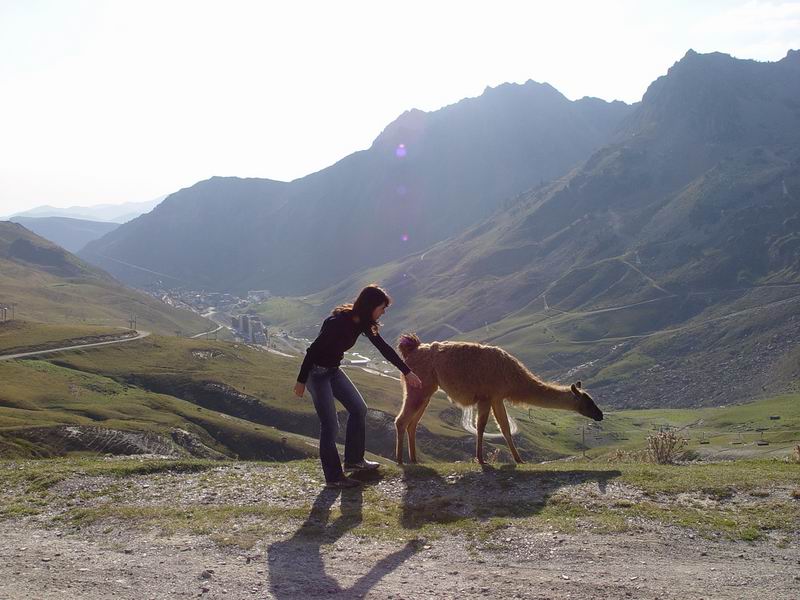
[399,463,621,529]
[266,471,419,599]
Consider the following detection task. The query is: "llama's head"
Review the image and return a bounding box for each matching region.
[397,332,422,359]
[571,381,603,421]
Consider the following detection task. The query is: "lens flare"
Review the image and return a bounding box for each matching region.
[395,144,407,158]
[401,233,409,242]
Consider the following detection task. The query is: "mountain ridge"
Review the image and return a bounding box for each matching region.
[9,216,120,254]
[7,195,166,223]
[251,49,800,410]
[80,79,632,294]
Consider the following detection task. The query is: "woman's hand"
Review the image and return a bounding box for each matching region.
[294,382,305,397]
[404,371,422,388]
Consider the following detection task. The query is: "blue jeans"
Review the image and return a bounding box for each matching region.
[305,365,368,482]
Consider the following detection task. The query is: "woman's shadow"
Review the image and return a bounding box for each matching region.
[267,472,418,599]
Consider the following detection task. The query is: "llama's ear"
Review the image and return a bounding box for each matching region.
[576,381,582,389]
[571,383,580,396]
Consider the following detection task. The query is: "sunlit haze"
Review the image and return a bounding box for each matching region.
[1,0,798,216]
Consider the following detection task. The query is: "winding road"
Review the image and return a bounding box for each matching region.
[0,330,152,362]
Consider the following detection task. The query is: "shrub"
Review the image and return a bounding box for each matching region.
[646,431,688,464]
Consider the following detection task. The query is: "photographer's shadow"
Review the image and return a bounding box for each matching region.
[267,472,418,599]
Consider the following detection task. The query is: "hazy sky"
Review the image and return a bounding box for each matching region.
[1,0,799,216]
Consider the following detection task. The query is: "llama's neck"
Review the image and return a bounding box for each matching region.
[511,378,579,411]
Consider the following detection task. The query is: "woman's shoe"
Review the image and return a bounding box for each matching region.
[343,459,381,471]
[325,476,362,489]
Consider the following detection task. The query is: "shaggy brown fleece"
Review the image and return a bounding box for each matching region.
[394,333,603,464]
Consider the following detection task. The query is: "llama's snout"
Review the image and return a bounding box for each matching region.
[582,396,603,421]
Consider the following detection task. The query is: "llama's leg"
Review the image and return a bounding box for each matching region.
[475,399,491,464]
[395,386,426,465]
[395,408,412,465]
[491,398,524,463]
[406,394,433,464]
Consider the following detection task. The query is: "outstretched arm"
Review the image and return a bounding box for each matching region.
[364,329,422,388]
[364,330,411,375]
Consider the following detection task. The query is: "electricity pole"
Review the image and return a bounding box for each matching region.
[577,424,586,458]
[582,425,586,458]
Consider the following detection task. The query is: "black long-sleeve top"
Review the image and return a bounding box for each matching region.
[296,312,411,384]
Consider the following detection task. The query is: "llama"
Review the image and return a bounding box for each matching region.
[394,333,603,465]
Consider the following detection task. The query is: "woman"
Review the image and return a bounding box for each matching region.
[294,284,422,488]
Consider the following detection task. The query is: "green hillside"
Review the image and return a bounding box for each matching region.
[0,335,473,461]
[0,221,213,336]
[1,333,797,463]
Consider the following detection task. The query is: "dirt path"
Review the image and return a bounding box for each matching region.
[2,518,797,599]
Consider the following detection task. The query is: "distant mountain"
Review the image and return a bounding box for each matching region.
[266,50,800,409]
[8,196,166,223]
[0,221,213,335]
[80,83,631,294]
[9,216,119,253]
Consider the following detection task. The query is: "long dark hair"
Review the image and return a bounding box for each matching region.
[332,284,392,335]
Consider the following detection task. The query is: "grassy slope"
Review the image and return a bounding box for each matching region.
[0,222,213,336]
[0,261,212,335]
[0,358,324,461]
[0,335,472,461]
[1,333,798,463]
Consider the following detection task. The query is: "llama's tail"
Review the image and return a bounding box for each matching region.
[397,333,422,359]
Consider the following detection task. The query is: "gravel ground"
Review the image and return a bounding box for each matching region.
[3,520,799,599]
[1,460,798,599]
